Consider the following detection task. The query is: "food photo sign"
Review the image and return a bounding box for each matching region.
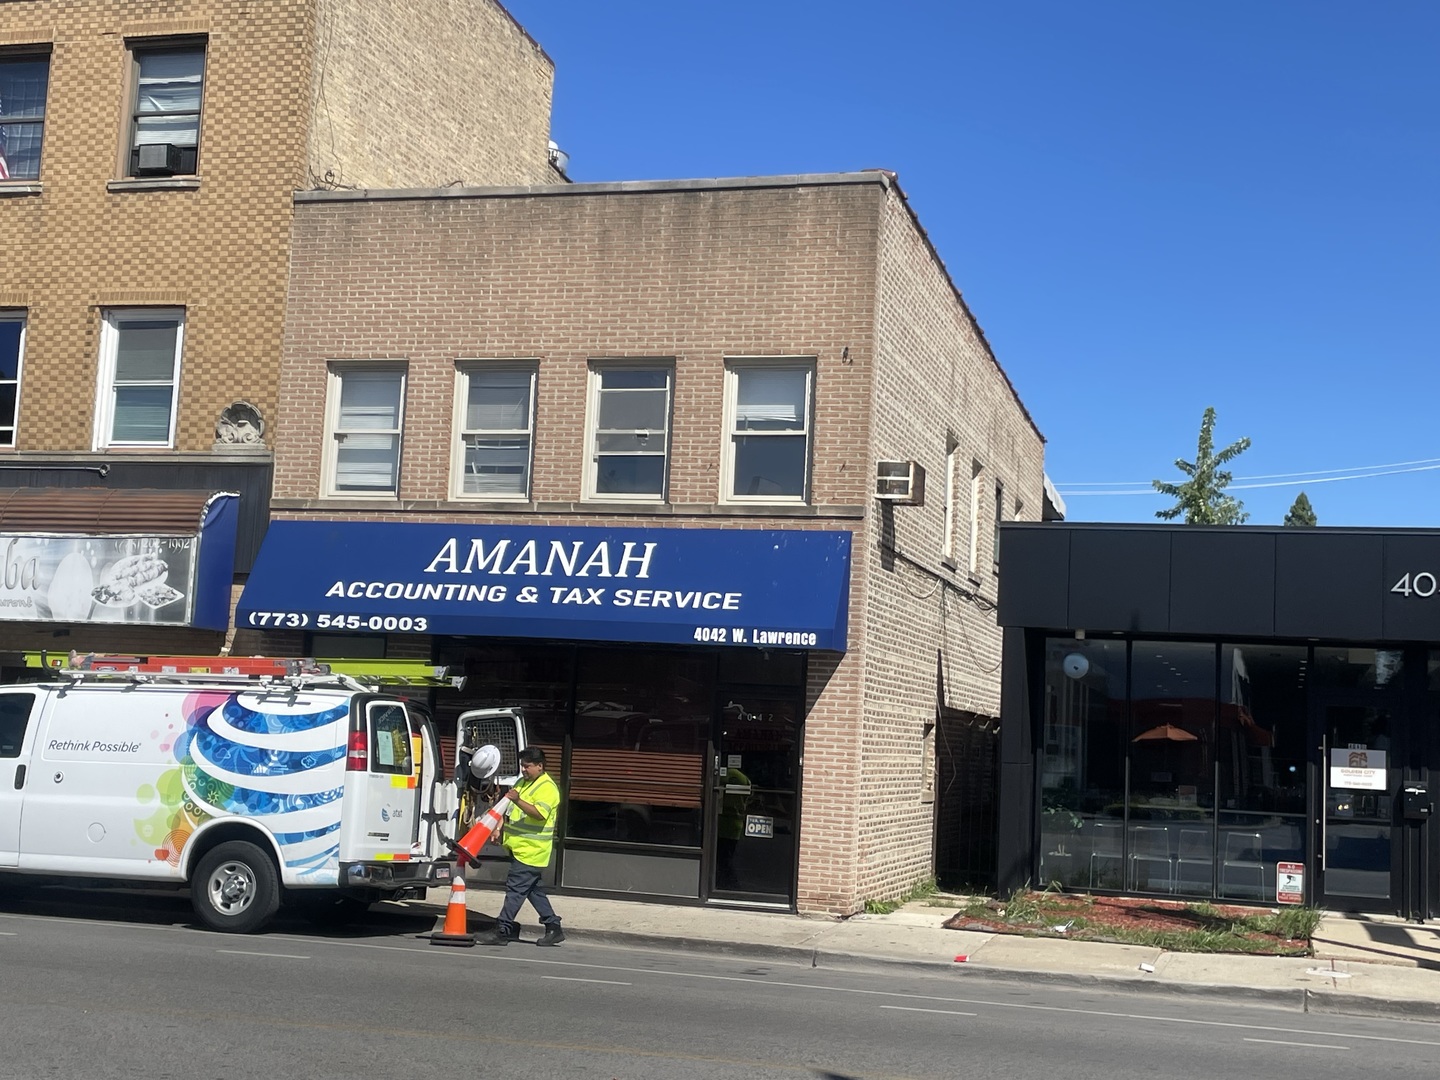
[0,534,196,625]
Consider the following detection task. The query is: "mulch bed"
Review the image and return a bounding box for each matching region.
[943,893,1306,953]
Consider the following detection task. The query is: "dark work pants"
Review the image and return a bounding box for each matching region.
[495,857,560,937]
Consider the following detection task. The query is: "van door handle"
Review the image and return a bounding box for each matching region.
[12,764,23,790]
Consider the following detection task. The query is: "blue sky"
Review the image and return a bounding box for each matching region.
[506,1,1439,527]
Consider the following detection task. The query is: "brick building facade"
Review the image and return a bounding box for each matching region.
[236,172,1047,913]
[0,0,560,663]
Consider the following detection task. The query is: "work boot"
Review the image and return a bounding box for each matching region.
[536,925,566,947]
[475,928,510,946]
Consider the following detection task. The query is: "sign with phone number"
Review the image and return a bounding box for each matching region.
[238,521,852,650]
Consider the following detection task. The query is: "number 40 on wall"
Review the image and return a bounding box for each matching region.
[1391,572,1438,597]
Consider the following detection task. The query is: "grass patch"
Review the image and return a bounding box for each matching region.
[945,888,1321,956]
[863,875,940,915]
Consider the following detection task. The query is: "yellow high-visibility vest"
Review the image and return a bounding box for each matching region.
[503,772,560,867]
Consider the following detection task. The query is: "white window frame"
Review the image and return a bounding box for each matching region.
[0,312,25,447]
[450,361,537,501]
[93,308,183,450]
[321,361,407,499]
[721,357,815,505]
[993,478,1006,573]
[942,436,959,564]
[968,460,983,575]
[583,359,673,502]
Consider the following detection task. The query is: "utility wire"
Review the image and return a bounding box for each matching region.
[1057,456,1440,488]
[1060,461,1440,497]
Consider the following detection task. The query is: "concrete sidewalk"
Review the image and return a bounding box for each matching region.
[417,886,1440,1022]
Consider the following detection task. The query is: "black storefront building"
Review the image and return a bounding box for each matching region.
[997,523,1438,920]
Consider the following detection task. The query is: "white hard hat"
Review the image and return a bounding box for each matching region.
[468,744,502,781]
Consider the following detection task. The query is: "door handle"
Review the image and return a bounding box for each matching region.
[13,764,24,790]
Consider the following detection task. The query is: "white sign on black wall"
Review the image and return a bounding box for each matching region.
[0,534,197,625]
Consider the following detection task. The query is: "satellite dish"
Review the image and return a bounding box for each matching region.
[468,744,502,781]
[1062,653,1090,680]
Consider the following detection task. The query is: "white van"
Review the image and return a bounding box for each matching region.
[0,669,518,933]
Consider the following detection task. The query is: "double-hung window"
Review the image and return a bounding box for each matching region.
[993,479,1006,572]
[942,437,959,563]
[0,51,50,182]
[452,363,536,500]
[95,310,183,449]
[585,362,672,500]
[128,42,205,177]
[0,315,24,447]
[324,365,406,497]
[723,359,814,502]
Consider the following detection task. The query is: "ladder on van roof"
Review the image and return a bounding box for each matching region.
[21,651,467,691]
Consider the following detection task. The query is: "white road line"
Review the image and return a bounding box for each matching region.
[541,976,632,986]
[0,931,16,936]
[1244,1038,1349,1050]
[478,955,1440,1048]
[216,949,311,960]
[880,1005,977,1017]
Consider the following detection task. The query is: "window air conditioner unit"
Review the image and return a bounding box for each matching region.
[135,142,185,176]
[875,460,925,505]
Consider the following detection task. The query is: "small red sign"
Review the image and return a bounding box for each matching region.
[1276,861,1305,904]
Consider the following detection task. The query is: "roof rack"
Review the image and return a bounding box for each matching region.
[24,651,467,691]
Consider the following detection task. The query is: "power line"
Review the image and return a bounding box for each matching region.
[1062,461,1440,497]
[1057,456,1440,488]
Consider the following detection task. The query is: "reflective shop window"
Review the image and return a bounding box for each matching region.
[567,648,714,847]
[432,642,573,770]
[1127,642,1215,893]
[1036,638,1127,891]
[1312,646,1404,690]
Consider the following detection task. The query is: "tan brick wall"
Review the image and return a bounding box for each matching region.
[0,0,317,453]
[852,185,1046,906]
[0,0,557,459]
[273,174,1043,914]
[307,0,558,190]
[274,180,882,507]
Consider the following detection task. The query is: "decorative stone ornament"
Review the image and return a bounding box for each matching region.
[214,401,266,450]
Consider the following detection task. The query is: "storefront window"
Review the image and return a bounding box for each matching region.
[1037,638,1126,889]
[1211,644,1308,899]
[567,648,713,847]
[1313,647,1405,690]
[1128,642,1215,892]
[433,642,574,767]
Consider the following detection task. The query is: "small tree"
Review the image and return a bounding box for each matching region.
[1153,407,1252,524]
[1284,491,1318,527]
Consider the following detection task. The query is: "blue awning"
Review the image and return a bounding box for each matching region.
[238,521,852,651]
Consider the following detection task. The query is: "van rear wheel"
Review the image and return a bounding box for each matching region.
[192,841,281,934]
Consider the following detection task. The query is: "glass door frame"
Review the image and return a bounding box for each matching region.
[1309,682,1411,915]
[703,682,805,908]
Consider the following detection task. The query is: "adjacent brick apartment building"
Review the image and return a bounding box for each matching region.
[235,172,1049,913]
[0,0,560,664]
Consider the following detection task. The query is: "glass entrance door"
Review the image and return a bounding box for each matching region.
[708,690,800,905]
[1316,699,1401,911]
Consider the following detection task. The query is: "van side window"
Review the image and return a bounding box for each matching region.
[0,693,36,758]
[369,703,413,775]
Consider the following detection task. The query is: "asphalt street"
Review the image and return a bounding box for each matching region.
[1,886,1438,1080]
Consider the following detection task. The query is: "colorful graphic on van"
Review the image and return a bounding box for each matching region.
[138,691,351,883]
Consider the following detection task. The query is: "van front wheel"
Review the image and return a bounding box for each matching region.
[192,841,281,934]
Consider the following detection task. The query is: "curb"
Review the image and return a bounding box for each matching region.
[401,903,1433,1023]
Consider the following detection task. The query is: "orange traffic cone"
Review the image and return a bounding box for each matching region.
[429,870,475,947]
[453,795,512,865]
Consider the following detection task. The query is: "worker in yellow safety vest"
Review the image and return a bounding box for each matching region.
[477,746,565,946]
